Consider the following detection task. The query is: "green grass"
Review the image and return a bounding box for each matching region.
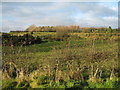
[32,32,56,37]
[2,32,119,89]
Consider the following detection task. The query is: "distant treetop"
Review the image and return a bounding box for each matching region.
[26,24,37,32]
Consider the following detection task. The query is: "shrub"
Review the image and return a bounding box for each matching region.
[56,26,70,40]
[2,33,42,46]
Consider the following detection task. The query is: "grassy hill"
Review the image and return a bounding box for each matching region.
[2,28,120,89]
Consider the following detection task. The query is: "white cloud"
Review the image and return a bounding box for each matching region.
[0,2,2,32]
[2,0,119,2]
[111,6,118,12]
[2,2,118,32]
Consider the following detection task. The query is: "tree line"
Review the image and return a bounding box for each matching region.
[24,24,118,33]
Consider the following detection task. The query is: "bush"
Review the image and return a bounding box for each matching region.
[56,27,70,41]
[2,33,42,46]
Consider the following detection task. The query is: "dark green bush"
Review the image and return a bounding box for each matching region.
[2,33,42,46]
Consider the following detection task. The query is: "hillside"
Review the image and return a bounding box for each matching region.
[2,26,120,89]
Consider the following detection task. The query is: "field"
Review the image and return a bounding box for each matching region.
[2,30,120,89]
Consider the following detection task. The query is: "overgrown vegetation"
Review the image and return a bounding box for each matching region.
[11,25,118,33]
[2,33,42,46]
[2,26,119,89]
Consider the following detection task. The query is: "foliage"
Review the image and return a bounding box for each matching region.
[2,79,17,89]
[25,25,118,33]
[2,27,119,89]
[2,33,42,46]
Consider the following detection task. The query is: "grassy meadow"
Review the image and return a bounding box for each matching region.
[1,27,120,89]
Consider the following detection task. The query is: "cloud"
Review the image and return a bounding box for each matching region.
[72,2,118,28]
[62,3,117,28]
[0,2,2,32]
[74,3,117,17]
[75,16,118,28]
[2,2,118,32]
[2,0,119,2]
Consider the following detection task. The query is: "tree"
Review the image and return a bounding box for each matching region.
[108,26,113,33]
[25,24,37,32]
[109,26,112,30]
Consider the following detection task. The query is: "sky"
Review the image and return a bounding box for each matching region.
[1,0,119,32]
